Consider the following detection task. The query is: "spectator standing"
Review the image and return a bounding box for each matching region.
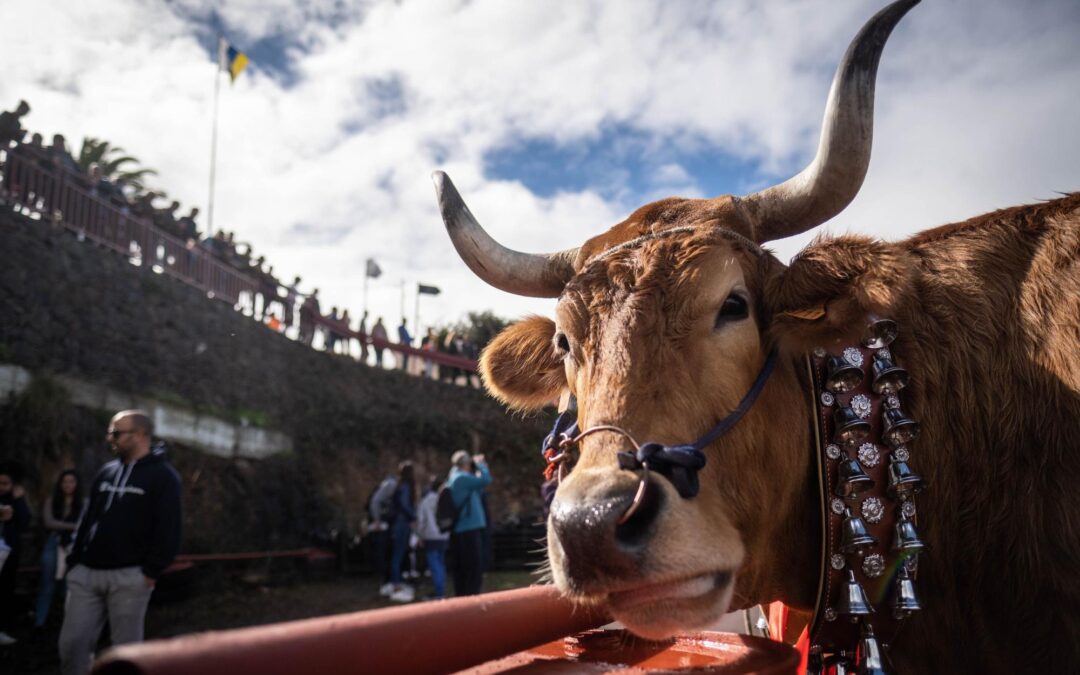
[176,207,199,242]
[298,288,320,346]
[0,99,30,145]
[371,317,388,368]
[388,462,416,603]
[366,473,397,596]
[283,275,301,336]
[49,134,80,174]
[340,309,353,356]
[358,310,369,364]
[154,200,181,237]
[397,319,412,372]
[420,328,438,379]
[325,307,342,354]
[416,477,449,599]
[59,410,182,675]
[0,461,32,646]
[35,470,85,629]
[448,451,492,596]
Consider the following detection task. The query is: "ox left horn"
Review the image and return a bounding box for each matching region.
[431,171,578,298]
[741,0,919,243]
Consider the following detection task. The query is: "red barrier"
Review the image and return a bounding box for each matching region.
[2,143,480,373]
[93,586,609,675]
[0,145,260,305]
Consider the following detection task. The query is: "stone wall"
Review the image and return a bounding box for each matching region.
[0,209,551,552]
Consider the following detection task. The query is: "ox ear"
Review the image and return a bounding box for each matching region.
[766,234,914,353]
[480,315,565,411]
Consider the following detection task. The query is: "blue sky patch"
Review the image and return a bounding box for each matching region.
[483,122,783,206]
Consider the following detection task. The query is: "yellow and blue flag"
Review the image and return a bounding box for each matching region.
[218,38,249,83]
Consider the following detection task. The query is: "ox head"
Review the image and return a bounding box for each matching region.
[433,0,919,638]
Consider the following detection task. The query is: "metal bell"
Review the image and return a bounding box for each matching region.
[834,406,872,445]
[835,457,875,498]
[840,507,878,554]
[856,622,892,675]
[893,513,926,555]
[890,566,922,619]
[862,315,898,349]
[871,353,909,395]
[887,459,925,499]
[882,407,920,446]
[827,355,864,393]
[836,568,875,616]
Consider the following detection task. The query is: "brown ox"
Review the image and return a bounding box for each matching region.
[432,1,1080,671]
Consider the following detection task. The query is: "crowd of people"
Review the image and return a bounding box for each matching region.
[365,451,494,603]
[1,99,483,384]
[1,410,182,675]
[0,411,500,672]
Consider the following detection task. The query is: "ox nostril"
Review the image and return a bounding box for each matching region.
[614,479,664,550]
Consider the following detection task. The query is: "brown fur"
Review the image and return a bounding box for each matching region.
[482,193,1080,673]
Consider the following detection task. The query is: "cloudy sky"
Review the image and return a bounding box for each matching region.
[2,0,1078,332]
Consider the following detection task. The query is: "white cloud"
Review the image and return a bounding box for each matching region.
[1,0,1077,332]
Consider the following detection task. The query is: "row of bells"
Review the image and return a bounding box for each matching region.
[808,621,892,675]
[817,319,922,674]
[834,402,919,449]
[825,351,909,396]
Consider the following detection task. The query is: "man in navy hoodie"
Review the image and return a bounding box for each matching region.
[59,410,182,675]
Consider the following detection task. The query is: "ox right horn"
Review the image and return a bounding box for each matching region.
[741,0,919,243]
[431,171,578,298]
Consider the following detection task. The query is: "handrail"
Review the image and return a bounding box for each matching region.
[0,141,480,373]
[313,320,480,372]
[93,585,609,675]
[0,143,261,305]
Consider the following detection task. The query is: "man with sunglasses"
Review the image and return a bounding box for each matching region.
[59,410,182,675]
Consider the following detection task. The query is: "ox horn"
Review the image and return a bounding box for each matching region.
[742,0,919,243]
[431,171,578,297]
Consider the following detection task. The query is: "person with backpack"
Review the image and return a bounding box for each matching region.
[366,474,397,597]
[447,450,491,597]
[387,462,416,602]
[416,477,450,599]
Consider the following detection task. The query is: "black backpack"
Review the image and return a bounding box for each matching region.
[435,483,463,533]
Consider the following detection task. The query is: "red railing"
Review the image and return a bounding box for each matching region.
[0,142,479,373]
[0,144,259,305]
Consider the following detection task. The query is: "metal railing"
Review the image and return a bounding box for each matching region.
[0,143,258,305]
[0,141,479,373]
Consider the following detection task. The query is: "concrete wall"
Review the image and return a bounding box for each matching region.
[0,363,291,459]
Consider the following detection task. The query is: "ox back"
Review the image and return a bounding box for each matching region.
[881,193,1080,672]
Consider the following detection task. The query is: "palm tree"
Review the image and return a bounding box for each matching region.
[77,137,159,193]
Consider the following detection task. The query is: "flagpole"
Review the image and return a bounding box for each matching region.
[413,284,420,339]
[363,271,369,318]
[207,37,223,236]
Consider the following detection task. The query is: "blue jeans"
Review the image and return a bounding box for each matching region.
[389,520,411,584]
[35,533,62,627]
[423,540,448,598]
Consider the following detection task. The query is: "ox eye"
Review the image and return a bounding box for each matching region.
[554,332,571,357]
[715,293,749,328]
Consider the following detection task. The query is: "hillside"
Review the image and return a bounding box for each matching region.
[0,208,551,551]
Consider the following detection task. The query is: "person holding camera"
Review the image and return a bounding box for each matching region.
[447,450,491,597]
[59,410,182,675]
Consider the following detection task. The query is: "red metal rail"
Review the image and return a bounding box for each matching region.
[1,143,480,373]
[93,585,609,675]
[1,145,259,305]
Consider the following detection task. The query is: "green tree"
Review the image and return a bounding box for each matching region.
[452,310,509,351]
[77,137,159,193]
